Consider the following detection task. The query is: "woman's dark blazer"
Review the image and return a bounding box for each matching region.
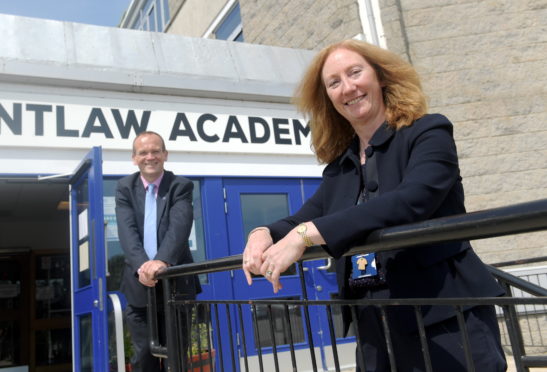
[267,114,503,333]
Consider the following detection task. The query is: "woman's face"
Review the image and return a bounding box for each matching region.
[321,47,385,127]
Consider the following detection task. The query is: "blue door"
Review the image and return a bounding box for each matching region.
[223,178,343,370]
[225,178,305,301]
[69,147,109,372]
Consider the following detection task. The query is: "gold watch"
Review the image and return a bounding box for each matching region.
[296,223,314,247]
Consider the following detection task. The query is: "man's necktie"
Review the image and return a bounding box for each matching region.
[143,184,157,260]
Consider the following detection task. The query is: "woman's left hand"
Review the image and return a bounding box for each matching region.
[260,229,307,293]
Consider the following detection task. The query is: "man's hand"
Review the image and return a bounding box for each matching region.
[137,260,168,287]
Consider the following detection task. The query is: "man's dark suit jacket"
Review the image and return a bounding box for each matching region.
[267,114,503,333]
[116,170,201,308]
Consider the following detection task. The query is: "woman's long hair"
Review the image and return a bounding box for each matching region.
[293,39,428,164]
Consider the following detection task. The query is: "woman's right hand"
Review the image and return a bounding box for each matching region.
[242,227,273,285]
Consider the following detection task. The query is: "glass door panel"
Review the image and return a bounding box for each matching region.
[0,251,29,368]
[251,296,305,348]
[75,181,91,289]
[239,193,296,276]
[224,178,307,362]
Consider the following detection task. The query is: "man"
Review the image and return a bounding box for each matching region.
[116,131,201,372]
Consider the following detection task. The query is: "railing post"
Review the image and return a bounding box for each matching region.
[325,304,341,372]
[350,305,366,371]
[237,303,250,372]
[163,279,181,372]
[266,305,281,371]
[378,306,396,372]
[251,303,265,372]
[455,306,475,372]
[414,305,433,372]
[147,286,167,358]
[500,281,530,372]
[225,303,238,372]
[298,261,318,371]
[283,303,298,371]
[213,304,225,371]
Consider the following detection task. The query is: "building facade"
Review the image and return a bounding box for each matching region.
[0,12,328,372]
[1,0,546,371]
[124,0,547,264]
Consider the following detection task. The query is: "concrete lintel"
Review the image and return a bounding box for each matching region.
[0,14,315,103]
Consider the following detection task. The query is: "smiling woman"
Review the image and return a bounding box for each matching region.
[242,38,508,372]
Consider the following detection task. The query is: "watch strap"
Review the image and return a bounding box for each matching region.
[298,223,314,247]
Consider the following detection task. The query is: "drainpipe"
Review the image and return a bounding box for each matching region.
[393,0,413,64]
[357,0,387,48]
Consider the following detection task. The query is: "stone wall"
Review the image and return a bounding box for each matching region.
[381,0,547,263]
[166,0,547,265]
[167,0,227,37]
[237,0,547,264]
[239,0,363,50]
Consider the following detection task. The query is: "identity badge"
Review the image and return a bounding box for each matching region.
[351,252,378,279]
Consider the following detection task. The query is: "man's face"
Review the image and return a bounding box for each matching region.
[132,134,168,181]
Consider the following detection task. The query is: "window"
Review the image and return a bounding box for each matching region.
[239,192,296,276]
[129,0,170,32]
[214,3,243,42]
[147,3,157,32]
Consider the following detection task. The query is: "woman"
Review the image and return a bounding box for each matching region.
[242,39,506,371]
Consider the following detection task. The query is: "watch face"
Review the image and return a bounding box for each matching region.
[297,224,306,233]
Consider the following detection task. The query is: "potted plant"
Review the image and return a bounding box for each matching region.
[187,308,215,372]
[124,329,134,372]
[108,317,134,371]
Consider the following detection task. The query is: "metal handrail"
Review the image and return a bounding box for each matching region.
[491,255,547,268]
[151,198,547,372]
[108,292,126,372]
[157,198,547,279]
[488,265,547,296]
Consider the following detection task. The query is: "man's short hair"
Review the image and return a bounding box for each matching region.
[132,131,166,155]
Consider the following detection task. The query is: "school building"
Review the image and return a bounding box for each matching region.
[0,1,545,371]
